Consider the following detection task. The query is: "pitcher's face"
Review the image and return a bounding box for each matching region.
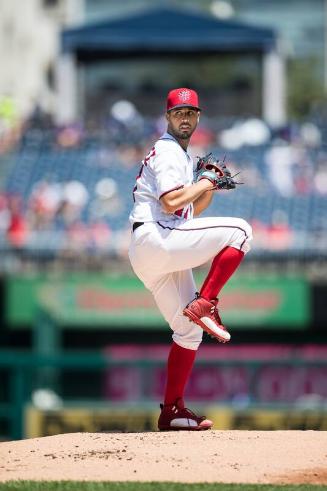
[166,108,200,140]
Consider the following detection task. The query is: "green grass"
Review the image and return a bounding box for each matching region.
[0,483,326,491]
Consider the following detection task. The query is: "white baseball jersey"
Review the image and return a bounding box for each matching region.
[128,132,252,351]
[129,132,194,224]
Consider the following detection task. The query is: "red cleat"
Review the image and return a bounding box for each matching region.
[158,398,213,431]
[183,294,231,343]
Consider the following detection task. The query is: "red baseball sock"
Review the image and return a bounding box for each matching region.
[164,342,196,405]
[200,246,244,301]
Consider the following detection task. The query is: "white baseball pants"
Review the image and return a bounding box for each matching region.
[129,217,252,350]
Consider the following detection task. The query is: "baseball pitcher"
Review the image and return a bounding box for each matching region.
[129,88,252,431]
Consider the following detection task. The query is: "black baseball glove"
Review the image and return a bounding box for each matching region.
[195,153,242,190]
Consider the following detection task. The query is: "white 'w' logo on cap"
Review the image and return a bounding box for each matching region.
[178,90,191,102]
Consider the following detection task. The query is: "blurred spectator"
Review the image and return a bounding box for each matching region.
[264,140,296,197]
[56,124,83,148]
[29,180,62,229]
[219,118,270,150]
[89,221,112,250]
[251,210,293,251]
[64,219,112,252]
[62,180,89,217]
[65,220,89,251]
[293,147,314,195]
[266,210,293,251]
[191,125,215,147]
[313,162,327,195]
[7,194,28,247]
[299,122,321,148]
[118,144,145,168]
[110,100,139,126]
[0,194,10,232]
[241,164,265,191]
[91,178,123,218]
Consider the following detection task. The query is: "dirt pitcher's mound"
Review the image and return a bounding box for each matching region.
[0,430,326,484]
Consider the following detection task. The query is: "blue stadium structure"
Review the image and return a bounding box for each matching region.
[3,126,327,259]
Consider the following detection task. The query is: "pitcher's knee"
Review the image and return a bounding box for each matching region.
[239,218,253,245]
[239,218,252,238]
[172,323,203,350]
[230,218,253,253]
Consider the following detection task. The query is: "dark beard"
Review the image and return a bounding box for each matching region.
[178,131,191,139]
[170,127,193,140]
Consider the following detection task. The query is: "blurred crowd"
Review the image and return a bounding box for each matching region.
[1,98,327,260]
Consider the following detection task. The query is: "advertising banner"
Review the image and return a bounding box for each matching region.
[6,273,310,328]
[25,406,158,438]
[103,344,327,404]
[25,405,327,438]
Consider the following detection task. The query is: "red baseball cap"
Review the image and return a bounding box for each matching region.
[166,88,201,112]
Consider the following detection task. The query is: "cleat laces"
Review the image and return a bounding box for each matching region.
[161,399,206,423]
[183,406,206,423]
[210,299,224,328]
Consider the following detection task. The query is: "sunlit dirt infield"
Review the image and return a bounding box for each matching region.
[0,431,326,484]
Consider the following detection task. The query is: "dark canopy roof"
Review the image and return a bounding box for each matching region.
[62,6,276,59]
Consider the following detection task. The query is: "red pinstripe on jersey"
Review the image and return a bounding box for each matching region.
[157,221,249,251]
[132,147,156,202]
